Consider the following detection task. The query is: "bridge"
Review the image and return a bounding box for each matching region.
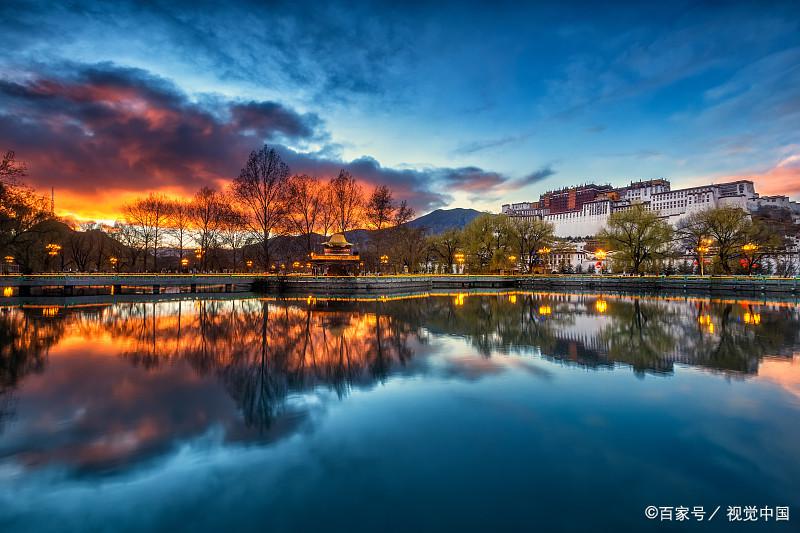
[1,273,798,298]
[0,274,260,296]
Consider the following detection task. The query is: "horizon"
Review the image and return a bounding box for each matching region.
[2,1,799,224]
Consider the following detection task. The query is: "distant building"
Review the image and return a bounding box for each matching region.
[501,178,786,238]
[310,233,362,275]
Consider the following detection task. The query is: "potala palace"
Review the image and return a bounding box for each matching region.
[501,178,800,272]
[502,179,800,238]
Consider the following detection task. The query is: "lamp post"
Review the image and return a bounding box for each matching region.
[697,238,712,276]
[742,242,758,275]
[508,255,517,274]
[595,249,607,274]
[537,247,551,274]
[454,252,465,274]
[3,255,13,275]
[110,256,119,273]
[46,243,62,272]
[194,247,204,271]
[180,257,189,273]
[245,259,254,271]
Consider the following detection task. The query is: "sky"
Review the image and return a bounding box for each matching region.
[1,0,799,223]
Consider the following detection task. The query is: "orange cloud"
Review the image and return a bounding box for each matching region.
[722,154,800,198]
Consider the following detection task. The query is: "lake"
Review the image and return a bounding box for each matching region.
[1,292,798,532]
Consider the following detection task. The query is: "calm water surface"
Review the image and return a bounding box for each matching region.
[0,292,799,532]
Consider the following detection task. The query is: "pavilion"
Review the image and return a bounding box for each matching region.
[310,233,362,275]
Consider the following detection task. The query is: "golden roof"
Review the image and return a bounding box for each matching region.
[325,233,351,246]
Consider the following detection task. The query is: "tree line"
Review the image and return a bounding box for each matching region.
[424,204,796,276]
[1,146,419,273]
[2,146,796,275]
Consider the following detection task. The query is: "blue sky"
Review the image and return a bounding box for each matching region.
[1,0,798,219]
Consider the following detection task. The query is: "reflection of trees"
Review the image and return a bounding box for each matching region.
[600,299,678,374]
[2,293,799,433]
[0,307,70,429]
[103,299,424,430]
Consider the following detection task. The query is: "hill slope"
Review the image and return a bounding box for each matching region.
[407,208,483,234]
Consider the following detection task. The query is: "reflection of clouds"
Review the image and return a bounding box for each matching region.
[0,299,428,476]
[0,294,799,479]
[757,355,800,402]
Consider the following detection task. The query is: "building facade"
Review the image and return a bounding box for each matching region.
[501,178,785,238]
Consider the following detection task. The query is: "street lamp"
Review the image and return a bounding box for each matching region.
[741,242,759,275]
[454,252,465,274]
[180,257,189,272]
[246,259,254,269]
[595,249,607,274]
[110,256,119,272]
[697,238,712,276]
[537,247,551,273]
[46,243,62,271]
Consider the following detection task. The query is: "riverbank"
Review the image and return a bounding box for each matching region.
[257,274,800,295]
[2,273,799,297]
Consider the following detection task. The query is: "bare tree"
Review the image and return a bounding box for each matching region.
[231,145,291,269]
[393,200,414,226]
[189,187,228,271]
[366,185,394,231]
[220,201,251,271]
[67,222,98,271]
[316,183,336,238]
[111,221,146,271]
[287,174,324,255]
[167,198,192,265]
[329,170,363,233]
[124,193,170,271]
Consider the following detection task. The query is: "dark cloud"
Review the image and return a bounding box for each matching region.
[0,62,320,194]
[277,152,452,212]
[517,166,557,186]
[452,133,534,156]
[0,62,528,214]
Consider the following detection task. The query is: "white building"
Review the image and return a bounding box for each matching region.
[502,179,768,238]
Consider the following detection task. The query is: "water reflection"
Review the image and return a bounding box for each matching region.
[0,292,799,477]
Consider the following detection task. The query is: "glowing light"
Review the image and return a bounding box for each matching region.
[742,242,758,253]
[509,294,517,304]
[744,312,761,325]
[46,243,62,256]
[180,258,189,267]
[538,305,552,315]
[595,249,607,260]
[246,260,254,268]
[3,255,13,264]
[2,287,13,298]
[595,299,608,313]
[42,306,59,317]
[454,252,465,264]
[698,314,715,333]
[537,247,551,255]
[454,293,466,306]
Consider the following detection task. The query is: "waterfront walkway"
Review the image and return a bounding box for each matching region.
[1,273,799,296]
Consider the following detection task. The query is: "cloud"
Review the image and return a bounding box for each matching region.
[451,133,533,156]
[0,62,526,219]
[0,62,320,196]
[722,154,800,199]
[518,166,557,186]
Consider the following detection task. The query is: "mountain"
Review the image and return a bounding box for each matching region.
[407,208,483,234]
